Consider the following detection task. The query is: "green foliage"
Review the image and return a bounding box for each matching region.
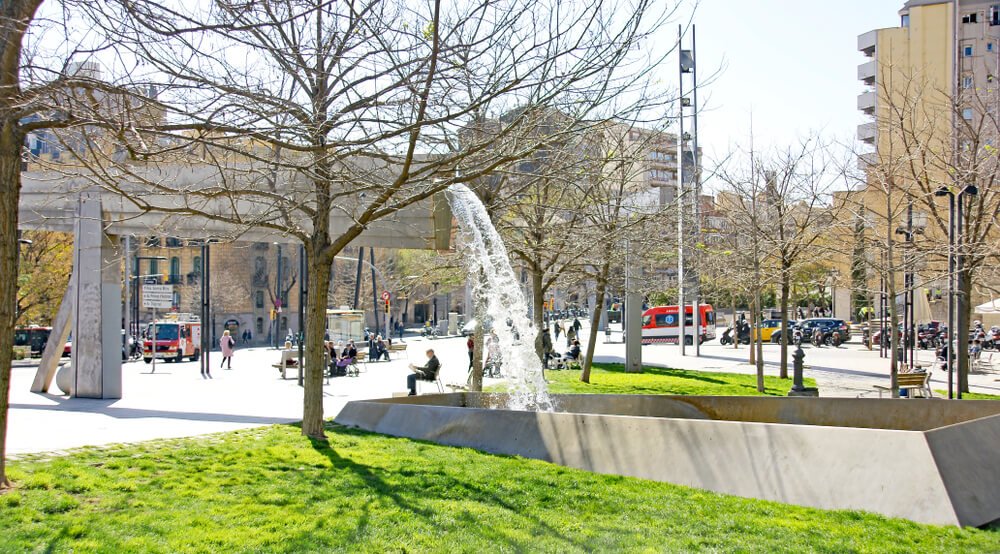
[2,425,997,552]
[12,346,29,360]
[546,363,814,396]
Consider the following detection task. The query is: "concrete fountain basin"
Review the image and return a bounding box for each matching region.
[335,393,1000,527]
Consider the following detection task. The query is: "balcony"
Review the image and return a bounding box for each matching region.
[857,152,877,171]
[166,274,184,285]
[857,90,876,114]
[857,60,876,85]
[857,122,877,145]
[858,30,877,57]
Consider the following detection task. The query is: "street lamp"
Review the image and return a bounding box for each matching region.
[432,281,439,327]
[895,203,926,372]
[935,185,977,399]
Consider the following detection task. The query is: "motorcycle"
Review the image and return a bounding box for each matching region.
[420,325,439,339]
[811,330,824,348]
[720,326,734,346]
[792,328,804,347]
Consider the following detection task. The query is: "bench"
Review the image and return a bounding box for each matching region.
[873,371,932,398]
[388,343,408,352]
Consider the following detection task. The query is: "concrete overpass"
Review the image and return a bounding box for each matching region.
[19,164,452,400]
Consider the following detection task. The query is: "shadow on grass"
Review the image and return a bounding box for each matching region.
[590,363,727,385]
[307,425,590,551]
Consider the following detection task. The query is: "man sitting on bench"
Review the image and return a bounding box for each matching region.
[407,348,440,396]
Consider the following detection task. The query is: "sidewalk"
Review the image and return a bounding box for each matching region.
[6,339,473,456]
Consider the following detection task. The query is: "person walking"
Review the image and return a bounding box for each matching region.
[467,335,474,370]
[554,321,562,341]
[565,324,576,347]
[220,329,235,370]
[572,317,582,336]
[541,327,553,369]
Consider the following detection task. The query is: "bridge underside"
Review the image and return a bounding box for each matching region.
[21,169,452,399]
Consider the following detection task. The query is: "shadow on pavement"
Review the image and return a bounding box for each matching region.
[10,399,297,425]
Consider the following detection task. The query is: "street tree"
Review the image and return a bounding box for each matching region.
[60,0,675,438]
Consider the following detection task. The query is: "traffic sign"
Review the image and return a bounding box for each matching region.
[142,285,174,309]
[381,290,391,301]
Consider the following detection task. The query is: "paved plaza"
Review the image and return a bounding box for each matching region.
[8,324,1000,457]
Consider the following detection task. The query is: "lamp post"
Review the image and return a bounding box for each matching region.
[432,281,440,327]
[936,185,977,399]
[895,202,926,371]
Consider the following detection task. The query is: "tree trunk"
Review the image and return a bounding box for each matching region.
[958,268,972,394]
[779,261,791,379]
[0,122,23,489]
[530,267,544,363]
[753,294,764,393]
[731,289,738,350]
[301,247,332,438]
[468,270,486,392]
[581,271,609,383]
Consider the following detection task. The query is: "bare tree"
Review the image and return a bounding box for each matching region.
[0,0,49,490]
[572,121,677,382]
[54,0,676,437]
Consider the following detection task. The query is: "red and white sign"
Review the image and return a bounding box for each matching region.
[381,290,391,301]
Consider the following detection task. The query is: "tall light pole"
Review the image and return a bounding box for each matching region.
[936,184,976,399]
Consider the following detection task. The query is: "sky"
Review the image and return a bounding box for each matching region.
[681,0,901,171]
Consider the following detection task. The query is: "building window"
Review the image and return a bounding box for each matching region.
[988,42,995,53]
[192,256,202,276]
[962,108,974,120]
[172,291,180,309]
[901,14,910,27]
[149,258,158,276]
[962,13,978,24]
[255,290,264,309]
[256,317,264,334]
[165,237,183,248]
[963,75,974,89]
[145,236,160,248]
[964,45,974,57]
[170,257,181,283]
[992,5,1000,25]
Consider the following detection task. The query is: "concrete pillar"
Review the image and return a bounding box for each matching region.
[71,194,122,399]
[625,291,642,372]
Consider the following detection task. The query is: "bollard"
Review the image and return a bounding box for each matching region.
[788,343,819,397]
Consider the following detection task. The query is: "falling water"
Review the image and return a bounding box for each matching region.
[447,184,554,411]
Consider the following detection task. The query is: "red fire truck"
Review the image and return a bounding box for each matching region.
[143,313,202,363]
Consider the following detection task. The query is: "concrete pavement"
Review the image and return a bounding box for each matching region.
[7,324,1000,456]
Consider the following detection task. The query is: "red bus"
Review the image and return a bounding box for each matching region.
[641,304,716,345]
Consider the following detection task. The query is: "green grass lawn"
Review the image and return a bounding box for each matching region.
[934,390,1000,400]
[539,362,816,396]
[3,424,998,553]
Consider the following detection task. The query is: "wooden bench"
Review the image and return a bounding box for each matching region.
[873,371,932,398]
[388,343,408,352]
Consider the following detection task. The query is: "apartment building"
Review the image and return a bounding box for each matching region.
[852,0,1000,319]
[858,0,999,157]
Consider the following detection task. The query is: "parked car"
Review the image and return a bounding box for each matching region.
[752,319,798,343]
[771,319,849,344]
[798,318,851,343]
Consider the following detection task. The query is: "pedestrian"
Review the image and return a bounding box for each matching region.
[572,317,581,336]
[565,324,576,347]
[554,322,562,340]
[467,335,474,370]
[220,329,235,370]
[397,322,404,341]
[247,329,252,344]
